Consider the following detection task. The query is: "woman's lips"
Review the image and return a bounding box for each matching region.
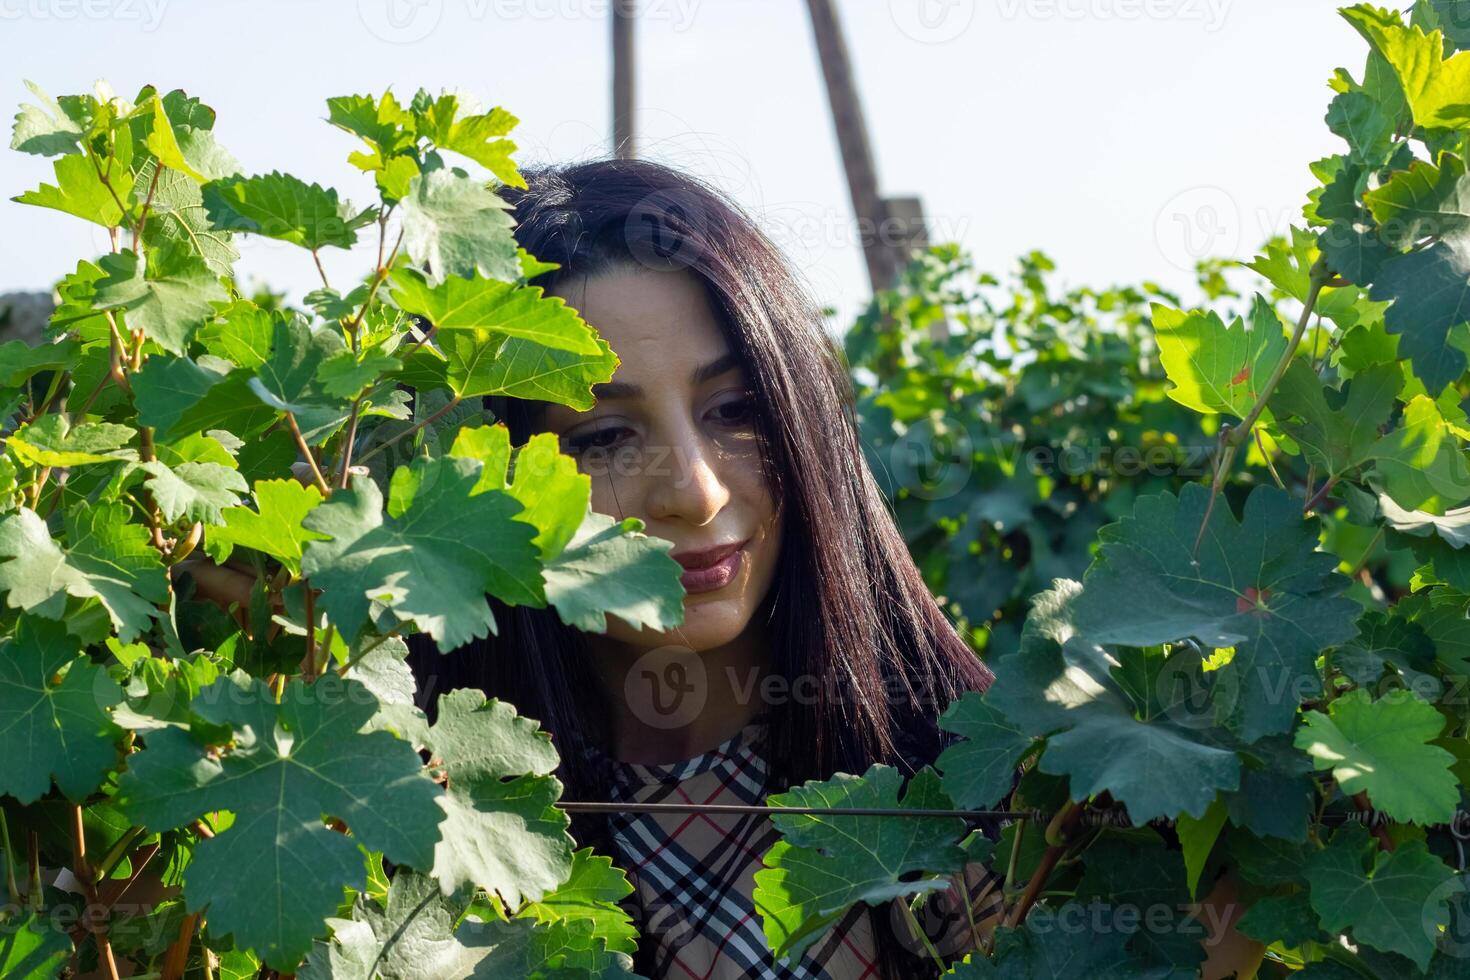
[678,543,746,594]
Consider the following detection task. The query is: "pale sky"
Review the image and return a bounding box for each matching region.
[0,0,1415,326]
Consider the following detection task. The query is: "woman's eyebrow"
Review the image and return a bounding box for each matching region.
[590,352,741,400]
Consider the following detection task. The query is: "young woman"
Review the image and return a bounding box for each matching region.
[404,158,1005,979]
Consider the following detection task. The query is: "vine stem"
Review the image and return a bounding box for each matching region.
[355,395,462,467]
[285,413,331,496]
[897,898,946,973]
[161,911,199,980]
[70,804,122,980]
[1192,256,1331,558]
[1004,800,1082,929]
[1303,476,1338,515]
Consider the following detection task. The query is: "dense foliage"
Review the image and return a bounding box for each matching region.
[0,80,689,977]
[753,3,1470,977]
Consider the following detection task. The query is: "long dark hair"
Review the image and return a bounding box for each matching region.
[406,157,993,978]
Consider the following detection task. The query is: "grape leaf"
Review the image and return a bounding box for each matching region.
[423,689,574,904]
[752,765,967,961]
[0,910,74,978]
[400,168,520,284]
[518,849,638,958]
[197,299,274,369]
[0,615,121,804]
[981,904,1135,978]
[1344,6,1470,131]
[504,433,590,560]
[7,415,135,467]
[138,459,248,525]
[1153,294,1286,418]
[935,692,1032,810]
[13,152,126,227]
[204,478,328,576]
[1378,491,1470,547]
[9,80,86,156]
[411,93,525,189]
[1267,359,1400,481]
[132,355,277,442]
[1365,151,1470,247]
[115,672,445,969]
[1368,394,1470,512]
[1235,892,1326,949]
[0,504,167,642]
[1069,484,1358,742]
[1368,231,1470,393]
[202,171,374,250]
[298,870,495,980]
[0,337,78,387]
[92,244,228,355]
[133,158,239,277]
[1306,824,1465,971]
[390,269,603,355]
[436,333,619,411]
[541,511,685,634]
[300,456,543,648]
[1294,688,1459,824]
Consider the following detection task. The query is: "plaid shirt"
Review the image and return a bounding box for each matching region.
[602,717,1006,980]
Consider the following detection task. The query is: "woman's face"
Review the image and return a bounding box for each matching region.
[539,265,784,653]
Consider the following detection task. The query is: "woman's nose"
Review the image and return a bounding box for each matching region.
[643,428,730,527]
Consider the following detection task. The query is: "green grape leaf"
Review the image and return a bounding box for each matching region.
[7,415,135,467]
[541,511,685,634]
[115,672,446,970]
[298,870,495,980]
[422,689,574,904]
[0,504,167,642]
[1235,891,1327,949]
[0,910,74,978]
[390,268,603,355]
[982,904,1134,978]
[411,93,525,189]
[446,333,619,410]
[448,422,512,494]
[247,313,347,413]
[132,355,277,442]
[1365,152,1470,248]
[317,348,400,400]
[1267,359,1400,480]
[92,244,228,355]
[1294,688,1459,824]
[132,158,239,277]
[1368,230,1470,393]
[144,92,238,183]
[506,433,590,559]
[0,337,79,387]
[1306,824,1465,970]
[301,456,543,647]
[1327,89,1397,169]
[399,168,520,284]
[197,299,275,369]
[0,615,122,804]
[1368,394,1470,512]
[327,92,417,165]
[1378,491,1470,547]
[138,460,249,525]
[1153,294,1286,418]
[1069,484,1358,742]
[202,171,374,250]
[935,692,1031,810]
[13,152,127,227]
[753,765,967,961]
[1344,6,1470,131]
[518,849,638,957]
[10,80,86,156]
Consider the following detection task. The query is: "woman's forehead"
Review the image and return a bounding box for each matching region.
[552,267,735,383]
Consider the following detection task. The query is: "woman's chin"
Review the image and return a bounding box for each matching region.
[608,597,752,653]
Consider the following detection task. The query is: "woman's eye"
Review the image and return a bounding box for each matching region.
[565,427,628,456]
[711,396,755,426]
